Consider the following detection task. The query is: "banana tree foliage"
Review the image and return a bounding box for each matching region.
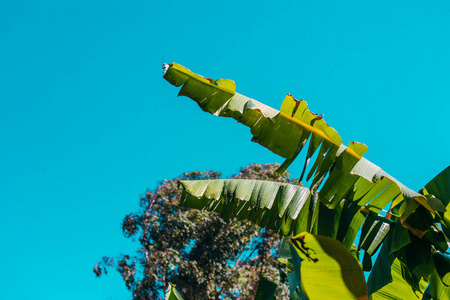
[163,63,450,299]
[289,232,368,299]
[165,283,184,300]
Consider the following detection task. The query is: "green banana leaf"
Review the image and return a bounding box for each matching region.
[179,176,423,256]
[428,270,450,300]
[359,213,392,257]
[433,252,450,287]
[165,283,184,300]
[369,258,426,300]
[163,62,434,230]
[164,63,450,298]
[357,212,393,271]
[254,276,278,300]
[367,166,450,298]
[423,165,450,240]
[289,232,368,300]
[423,165,450,206]
[179,179,311,235]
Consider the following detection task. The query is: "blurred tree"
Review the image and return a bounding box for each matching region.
[95,163,290,299]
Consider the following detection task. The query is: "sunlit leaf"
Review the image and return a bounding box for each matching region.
[163,62,436,222]
[180,179,311,235]
[422,166,450,241]
[423,166,450,206]
[433,252,450,287]
[289,232,368,300]
[163,62,450,299]
[429,270,450,300]
[358,213,392,256]
[369,259,425,300]
[165,283,184,300]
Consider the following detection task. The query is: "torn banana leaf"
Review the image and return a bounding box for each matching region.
[165,283,184,300]
[369,259,426,300]
[422,165,450,240]
[336,177,401,249]
[396,234,434,294]
[164,63,450,298]
[399,165,450,244]
[289,232,368,300]
[367,230,396,296]
[423,165,450,206]
[179,179,311,235]
[433,252,450,287]
[428,270,450,300]
[163,62,435,226]
[359,213,392,256]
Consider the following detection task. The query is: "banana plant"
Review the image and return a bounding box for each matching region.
[165,283,184,300]
[163,63,450,299]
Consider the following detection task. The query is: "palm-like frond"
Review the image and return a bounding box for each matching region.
[164,63,433,222]
[163,63,450,297]
[165,283,184,300]
[180,179,311,236]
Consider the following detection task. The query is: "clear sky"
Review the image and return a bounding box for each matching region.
[1,1,449,299]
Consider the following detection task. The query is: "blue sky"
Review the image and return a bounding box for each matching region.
[1,1,449,299]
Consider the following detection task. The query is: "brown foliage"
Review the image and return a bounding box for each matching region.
[95,163,290,299]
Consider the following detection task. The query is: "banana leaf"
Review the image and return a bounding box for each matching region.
[369,259,426,300]
[428,270,450,300]
[289,232,368,299]
[164,63,450,298]
[255,276,277,300]
[179,179,311,235]
[163,62,435,228]
[165,283,184,300]
[422,166,450,240]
